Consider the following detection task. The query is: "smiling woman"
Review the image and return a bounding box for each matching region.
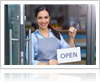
[26,6,77,81]
[26,6,77,65]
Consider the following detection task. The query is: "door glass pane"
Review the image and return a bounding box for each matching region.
[25,4,96,65]
[5,5,20,65]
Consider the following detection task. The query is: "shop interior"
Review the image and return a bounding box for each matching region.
[25,5,91,65]
[4,4,96,65]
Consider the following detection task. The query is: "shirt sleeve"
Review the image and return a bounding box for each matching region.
[59,33,75,48]
[31,33,39,65]
[25,33,39,65]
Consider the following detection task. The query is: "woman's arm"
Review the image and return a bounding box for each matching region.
[26,40,39,65]
[37,60,58,65]
[37,62,48,65]
[59,27,77,48]
[69,27,77,47]
[69,37,75,47]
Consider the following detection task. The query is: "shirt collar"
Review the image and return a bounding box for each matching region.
[35,28,52,33]
[49,29,52,32]
[35,29,39,33]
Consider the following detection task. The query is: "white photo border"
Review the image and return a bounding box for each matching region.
[1,1,99,68]
[1,69,99,82]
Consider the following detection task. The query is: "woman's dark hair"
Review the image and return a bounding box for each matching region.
[35,6,61,40]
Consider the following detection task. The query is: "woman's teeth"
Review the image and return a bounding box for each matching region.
[41,24,46,27]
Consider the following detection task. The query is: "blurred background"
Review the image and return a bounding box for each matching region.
[4,4,96,65]
[25,5,87,30]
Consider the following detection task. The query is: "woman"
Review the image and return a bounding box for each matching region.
[26,6,77,65]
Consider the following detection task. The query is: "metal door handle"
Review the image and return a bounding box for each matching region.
[25,29,31,65]
[10,29,19,65]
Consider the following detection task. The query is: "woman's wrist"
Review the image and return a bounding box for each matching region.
[69,37,75,47]
[38,62,49,65]
[70,36,75,39]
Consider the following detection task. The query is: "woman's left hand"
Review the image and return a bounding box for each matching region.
[68,27,77,38]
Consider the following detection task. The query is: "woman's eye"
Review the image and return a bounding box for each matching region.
[45,16,48,19]
[38,17,42,19]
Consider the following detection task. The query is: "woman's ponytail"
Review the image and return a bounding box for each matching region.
[48,24,61,40]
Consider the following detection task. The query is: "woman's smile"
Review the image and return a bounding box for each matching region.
[41,23,47,27]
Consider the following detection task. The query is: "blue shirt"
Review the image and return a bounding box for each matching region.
[26,29,70,65]
[26,29,72,82]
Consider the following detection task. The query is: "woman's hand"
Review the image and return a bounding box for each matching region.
[48,60,58,65]
[68,27,77,38]
[49,73,58,78]
[37,60,58,65]
[68,27,77,47]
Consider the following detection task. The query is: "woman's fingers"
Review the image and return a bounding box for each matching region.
[68,27,77,38]
[68,27,76,33]
[75,29,77,32]
[49,60,58,65]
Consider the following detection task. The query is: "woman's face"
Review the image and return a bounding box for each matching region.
[35,10,50,29]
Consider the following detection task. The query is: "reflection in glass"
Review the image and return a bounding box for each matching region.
[5,73,96,82]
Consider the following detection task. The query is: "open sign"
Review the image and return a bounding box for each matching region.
[57,75,81,82]
[57,47,81,64]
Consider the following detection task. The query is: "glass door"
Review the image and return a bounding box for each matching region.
[5,4,25,82]
[4,4,29,65]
